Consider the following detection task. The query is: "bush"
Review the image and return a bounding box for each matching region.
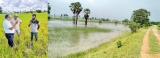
[116,41,122,48]
[99,20,102,23]
[36,10,42,13]
[128,22,140,33]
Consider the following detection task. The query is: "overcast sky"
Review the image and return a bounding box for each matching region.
[0,0,47,12]
[49,0,160,21]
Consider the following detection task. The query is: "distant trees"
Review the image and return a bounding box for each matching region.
[60,14,63,18]
[0,6,45,14]
[151,21,160,25]
[0,6,2,14]
[123,19,129,22]
[64,14,68,18]
[12,10,45,14]
[36,10,42,13]
[30,10,33,14]
[106,18,110,21]
[60,14,68,18]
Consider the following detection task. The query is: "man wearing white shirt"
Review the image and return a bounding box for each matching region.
[11,14,22,37]
[3,14,18,47]
[28,14,40,41]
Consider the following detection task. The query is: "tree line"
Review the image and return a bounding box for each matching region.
[0,6,47,14]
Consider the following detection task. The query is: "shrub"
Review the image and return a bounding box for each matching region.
[116,41,122,48]
[128,22,140,33]
[36,10,42,13]
[99,20,102,23]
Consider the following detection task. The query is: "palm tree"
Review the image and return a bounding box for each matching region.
[83,8,90,25]
[69,2,83,25]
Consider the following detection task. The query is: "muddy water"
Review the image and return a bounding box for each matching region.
[48,20,130,58]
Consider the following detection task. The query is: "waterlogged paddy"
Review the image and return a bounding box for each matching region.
[48,20,130,58]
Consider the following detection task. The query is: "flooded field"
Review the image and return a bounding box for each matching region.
[48,20,130,58]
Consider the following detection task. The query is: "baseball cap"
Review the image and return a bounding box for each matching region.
[14,14,18,17]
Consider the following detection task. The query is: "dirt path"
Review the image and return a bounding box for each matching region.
[152,25,160,45]
[140,25,160,58]
[140,28,151,58]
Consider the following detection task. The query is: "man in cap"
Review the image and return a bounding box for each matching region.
[3,14,18,47]
[11,14,22,37]
[28,14,40,41]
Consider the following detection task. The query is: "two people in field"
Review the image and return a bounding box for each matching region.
[3,13,40,47]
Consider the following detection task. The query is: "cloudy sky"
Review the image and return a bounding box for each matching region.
[0,0,47,12]
[49,0,160,21]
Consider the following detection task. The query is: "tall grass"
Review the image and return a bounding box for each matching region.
[64,28,147,58]
[0,13,48,58]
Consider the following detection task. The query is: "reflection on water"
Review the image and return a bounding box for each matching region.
[48,20,130,58]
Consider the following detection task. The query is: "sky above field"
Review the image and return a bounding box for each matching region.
[0,0,47,12]
[49,0,160,21]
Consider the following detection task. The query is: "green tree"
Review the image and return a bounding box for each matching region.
[128,22,140,33]
[123,18,129,22]
[30,10,33,14]
[61,14,63,18]
[129,8,151,33]
[131,8,150,27]
[106,18,110,22]
[0,6,2,14]
[48,3,51,20]
[48,3,51,14]
[36,10,42,13]
[69,2,83,25]
[84,8,90,25]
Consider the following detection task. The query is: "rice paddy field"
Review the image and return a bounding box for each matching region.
[0,13,48,58]
[64,28,147,58]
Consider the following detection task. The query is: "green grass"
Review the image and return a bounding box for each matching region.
[149,28,160,54]
[0,13,48,58]
[64,28,147,58]
[157,24,160,33]
[49,27,111,43]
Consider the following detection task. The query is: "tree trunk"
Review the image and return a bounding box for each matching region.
[85,18,87,25]
[84,14,89,25]
[75,13,78,25]
[73,14,75,24]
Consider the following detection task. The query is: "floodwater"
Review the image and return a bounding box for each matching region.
[48,20,130,58]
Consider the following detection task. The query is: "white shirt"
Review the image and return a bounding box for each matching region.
[11,19,22,30]
[30,20,39,32]
[3,19,15,33]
